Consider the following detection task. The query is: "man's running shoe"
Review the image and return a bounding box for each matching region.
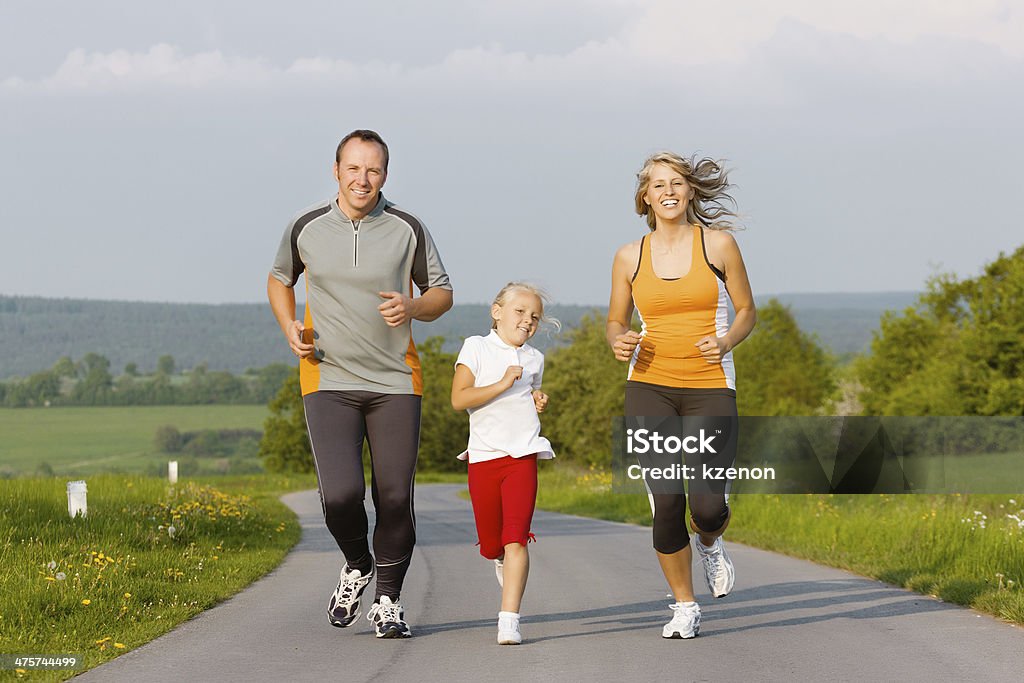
[366,596,412,639]
[326,561,374,627]
[494,558,504,588]
[694,536,735,598]
[662,601,701,639]
[497,611,521,645]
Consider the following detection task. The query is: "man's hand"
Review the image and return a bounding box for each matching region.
[378,291,416,327]
[286,320,314,358]
[532,389,549,413]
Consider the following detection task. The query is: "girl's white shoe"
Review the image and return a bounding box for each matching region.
[497,611,521,645]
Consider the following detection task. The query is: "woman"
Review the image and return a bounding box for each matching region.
[606,151,756,639]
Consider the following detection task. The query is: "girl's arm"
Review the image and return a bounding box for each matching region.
[451,363,522,411]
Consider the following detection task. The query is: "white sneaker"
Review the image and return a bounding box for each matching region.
[366,596,412,639]
[662,601,701,639]
[326,561,374,627]
[694,536,735,598]
[497,611,522,645]
[494,558,504,588]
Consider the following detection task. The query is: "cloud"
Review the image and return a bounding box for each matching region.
[2,1,1021,94]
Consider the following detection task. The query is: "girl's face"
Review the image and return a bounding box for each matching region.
[644,163,692,226]
[492,291,543,347]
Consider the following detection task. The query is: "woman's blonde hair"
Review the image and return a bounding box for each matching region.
[634,151,739,231]
[490,282,561,333]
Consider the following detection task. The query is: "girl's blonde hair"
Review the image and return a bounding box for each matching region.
[634,151,739,231]
[491,282,561,333]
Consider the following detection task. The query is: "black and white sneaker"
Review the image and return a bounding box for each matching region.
[366,596,412,639]
[326,561,374,628]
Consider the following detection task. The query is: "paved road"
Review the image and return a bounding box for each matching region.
[78,485,1024,682]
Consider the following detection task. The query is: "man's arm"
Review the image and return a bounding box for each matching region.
[267,273,313,357]
[378,287,453,327]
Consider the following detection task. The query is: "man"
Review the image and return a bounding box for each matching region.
[267,130,453,638]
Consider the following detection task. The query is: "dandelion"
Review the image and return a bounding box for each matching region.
[124,592,131,598]
[114,643,125,649]
[82,599,91,605]
[56,572,66,581]
[168,525,177,539]
[47,560,56,570]
[95,637,111,645]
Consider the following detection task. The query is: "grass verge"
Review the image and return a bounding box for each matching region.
[0,472,314,680]
[532,463,1024,624]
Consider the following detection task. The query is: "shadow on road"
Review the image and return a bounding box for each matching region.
[414,579,956,643]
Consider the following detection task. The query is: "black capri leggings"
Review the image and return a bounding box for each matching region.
[624,381,738,554]
[303,390,421,602]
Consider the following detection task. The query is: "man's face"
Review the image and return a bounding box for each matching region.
[333,138,387,220]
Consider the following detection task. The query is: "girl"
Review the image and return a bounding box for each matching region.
[607,151,756,638]
[451,282,558,645]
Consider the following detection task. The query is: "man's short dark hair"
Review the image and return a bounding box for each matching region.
[336,129,389,171]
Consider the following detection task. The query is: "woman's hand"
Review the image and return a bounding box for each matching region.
[612,330,642,362]
[695,335,730,364]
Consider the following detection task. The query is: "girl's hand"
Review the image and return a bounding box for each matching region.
[532,390,549,413]
[612,331,642,362]
[502,365,524,388]
[695,336,730,364]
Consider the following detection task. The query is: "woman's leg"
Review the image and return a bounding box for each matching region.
[625,383,695,603]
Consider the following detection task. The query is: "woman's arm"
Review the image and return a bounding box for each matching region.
[696,231,757,362]
[607,241,642,361]
[451,363,522,411]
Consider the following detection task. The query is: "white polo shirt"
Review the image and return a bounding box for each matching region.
[455,330,556,464]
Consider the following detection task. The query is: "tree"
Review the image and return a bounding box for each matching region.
[417,337,469,472]
[542,313,625,468]
[124,362,138,376]
[857,246,1024,416]
[259,368,313,473]
[157,355,175,375]
[155,425,183,452]
[733,299,838,416]
[72,353,113,405]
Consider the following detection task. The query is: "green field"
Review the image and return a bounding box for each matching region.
[0,406,268,477]
[0,473,311,680]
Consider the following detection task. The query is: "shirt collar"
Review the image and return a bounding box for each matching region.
[332,193,389,223]
[486,329,520,351]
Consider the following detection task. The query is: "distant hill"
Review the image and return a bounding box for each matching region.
[0,292,920,379]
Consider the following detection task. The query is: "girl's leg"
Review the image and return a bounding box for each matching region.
[499,455,537,613]
[468,459,506,561]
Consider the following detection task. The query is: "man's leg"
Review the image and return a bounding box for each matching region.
[364,393,421,602]
[303,391,372,570]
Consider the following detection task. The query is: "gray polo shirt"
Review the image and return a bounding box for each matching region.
[271,194,451,395]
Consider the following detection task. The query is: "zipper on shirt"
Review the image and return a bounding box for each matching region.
[352,220,361,267]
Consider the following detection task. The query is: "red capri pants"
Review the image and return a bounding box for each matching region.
[468,454,538,560]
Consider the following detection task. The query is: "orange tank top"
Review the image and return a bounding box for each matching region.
[628,225,735,390]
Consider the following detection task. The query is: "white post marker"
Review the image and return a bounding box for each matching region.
[168,460,178,484]
[67,480,87,518]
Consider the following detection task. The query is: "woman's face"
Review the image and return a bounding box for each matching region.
[644,163,692,226]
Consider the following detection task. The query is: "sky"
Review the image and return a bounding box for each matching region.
[1,1,1022,305]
